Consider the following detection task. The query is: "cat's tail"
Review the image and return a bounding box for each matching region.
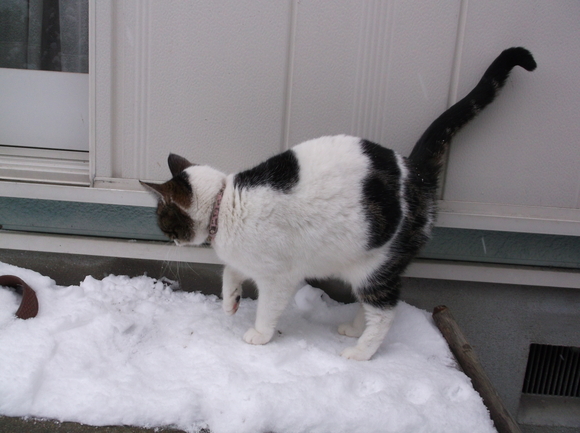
[408,47,536,188]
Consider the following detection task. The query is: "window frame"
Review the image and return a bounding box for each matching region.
[0,0,91,186]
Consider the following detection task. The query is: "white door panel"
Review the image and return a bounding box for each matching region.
[0,68,88,151]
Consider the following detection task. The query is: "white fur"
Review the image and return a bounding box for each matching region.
[183,165,227,245]
[183,135,408,361]
[340,305,396,361]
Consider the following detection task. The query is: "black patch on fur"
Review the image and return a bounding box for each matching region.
[356,160,437,310]
[168,153,193,177]
[143,170,196,242]
[173,171,193,195]
[360,140,403,250]
[356,48,536,311]
[357,268,401,309]
[234,149,299,193]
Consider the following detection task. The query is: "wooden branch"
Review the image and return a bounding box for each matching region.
[432,305,521,433]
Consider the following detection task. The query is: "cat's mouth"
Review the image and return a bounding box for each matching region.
[168,228,211,247]
[165,229,195,246]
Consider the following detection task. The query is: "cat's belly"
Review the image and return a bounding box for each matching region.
[214,231,387,284]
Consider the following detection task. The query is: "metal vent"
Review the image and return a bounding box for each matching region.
[522,344,580,397]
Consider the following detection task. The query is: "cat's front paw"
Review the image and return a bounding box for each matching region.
[341,345,372,361]
[243,327,273,345]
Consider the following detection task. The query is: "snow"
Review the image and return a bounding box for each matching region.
[0,261,496,433]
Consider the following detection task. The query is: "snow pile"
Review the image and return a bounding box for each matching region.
[0,261,496,433]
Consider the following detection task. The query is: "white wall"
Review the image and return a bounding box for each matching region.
[444,1,580,210]
[92,0,580,234]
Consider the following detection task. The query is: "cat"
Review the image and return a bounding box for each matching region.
[141,47,536,361]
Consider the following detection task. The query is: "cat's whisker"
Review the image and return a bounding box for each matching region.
[175,261,182,284]
[159,241,182,283]
[183,261,201,278]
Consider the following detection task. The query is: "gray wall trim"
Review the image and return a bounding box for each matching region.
[1,196,579,271]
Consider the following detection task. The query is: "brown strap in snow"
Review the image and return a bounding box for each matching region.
[0,275,39,319]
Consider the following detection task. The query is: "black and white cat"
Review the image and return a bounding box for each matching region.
[142,47,536,361]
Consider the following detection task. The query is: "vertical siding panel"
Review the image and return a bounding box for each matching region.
[280,0,299,152]
[370,0,461,154]
[135,0,150,180]
[288,1,460,153]
[93,0,113,180]
[438,0,468,197]
[94,1,580,215]
[285,1,363,146]
[442,1,580,209]
[351,1,395,143]
[445,0,469,108]
[100,1,292,181]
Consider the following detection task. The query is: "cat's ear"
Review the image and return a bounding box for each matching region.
[140,180,169,203]
[168,153,194,177]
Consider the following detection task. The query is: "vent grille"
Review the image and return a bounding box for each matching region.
[522,344,580,397]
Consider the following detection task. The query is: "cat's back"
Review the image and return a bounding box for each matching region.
[232,134,407,206]
[293,134,367,168]
[221,134,408,275]
[291,135,370,190]
[231,134,371,200]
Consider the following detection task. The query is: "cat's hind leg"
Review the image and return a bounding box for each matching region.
[243,278,301,345]
[338,303,366,338]
[341,272,400,361]
[222,265,246,315]
[340,303,396,361]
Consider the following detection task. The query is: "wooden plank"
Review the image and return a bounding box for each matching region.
[432,305,522,433]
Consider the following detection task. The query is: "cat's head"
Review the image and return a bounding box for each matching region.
[140,154,200,245]
[142,154,227,245]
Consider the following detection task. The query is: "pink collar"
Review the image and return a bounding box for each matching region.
[207,187,224,244]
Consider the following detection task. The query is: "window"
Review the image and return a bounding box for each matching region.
[0,0,89,185]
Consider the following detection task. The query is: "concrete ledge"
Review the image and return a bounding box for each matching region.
[2,231,579,289]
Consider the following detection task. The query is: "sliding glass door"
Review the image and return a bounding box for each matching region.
[0,0,88,152]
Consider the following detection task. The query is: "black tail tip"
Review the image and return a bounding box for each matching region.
[502,46,537,72]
